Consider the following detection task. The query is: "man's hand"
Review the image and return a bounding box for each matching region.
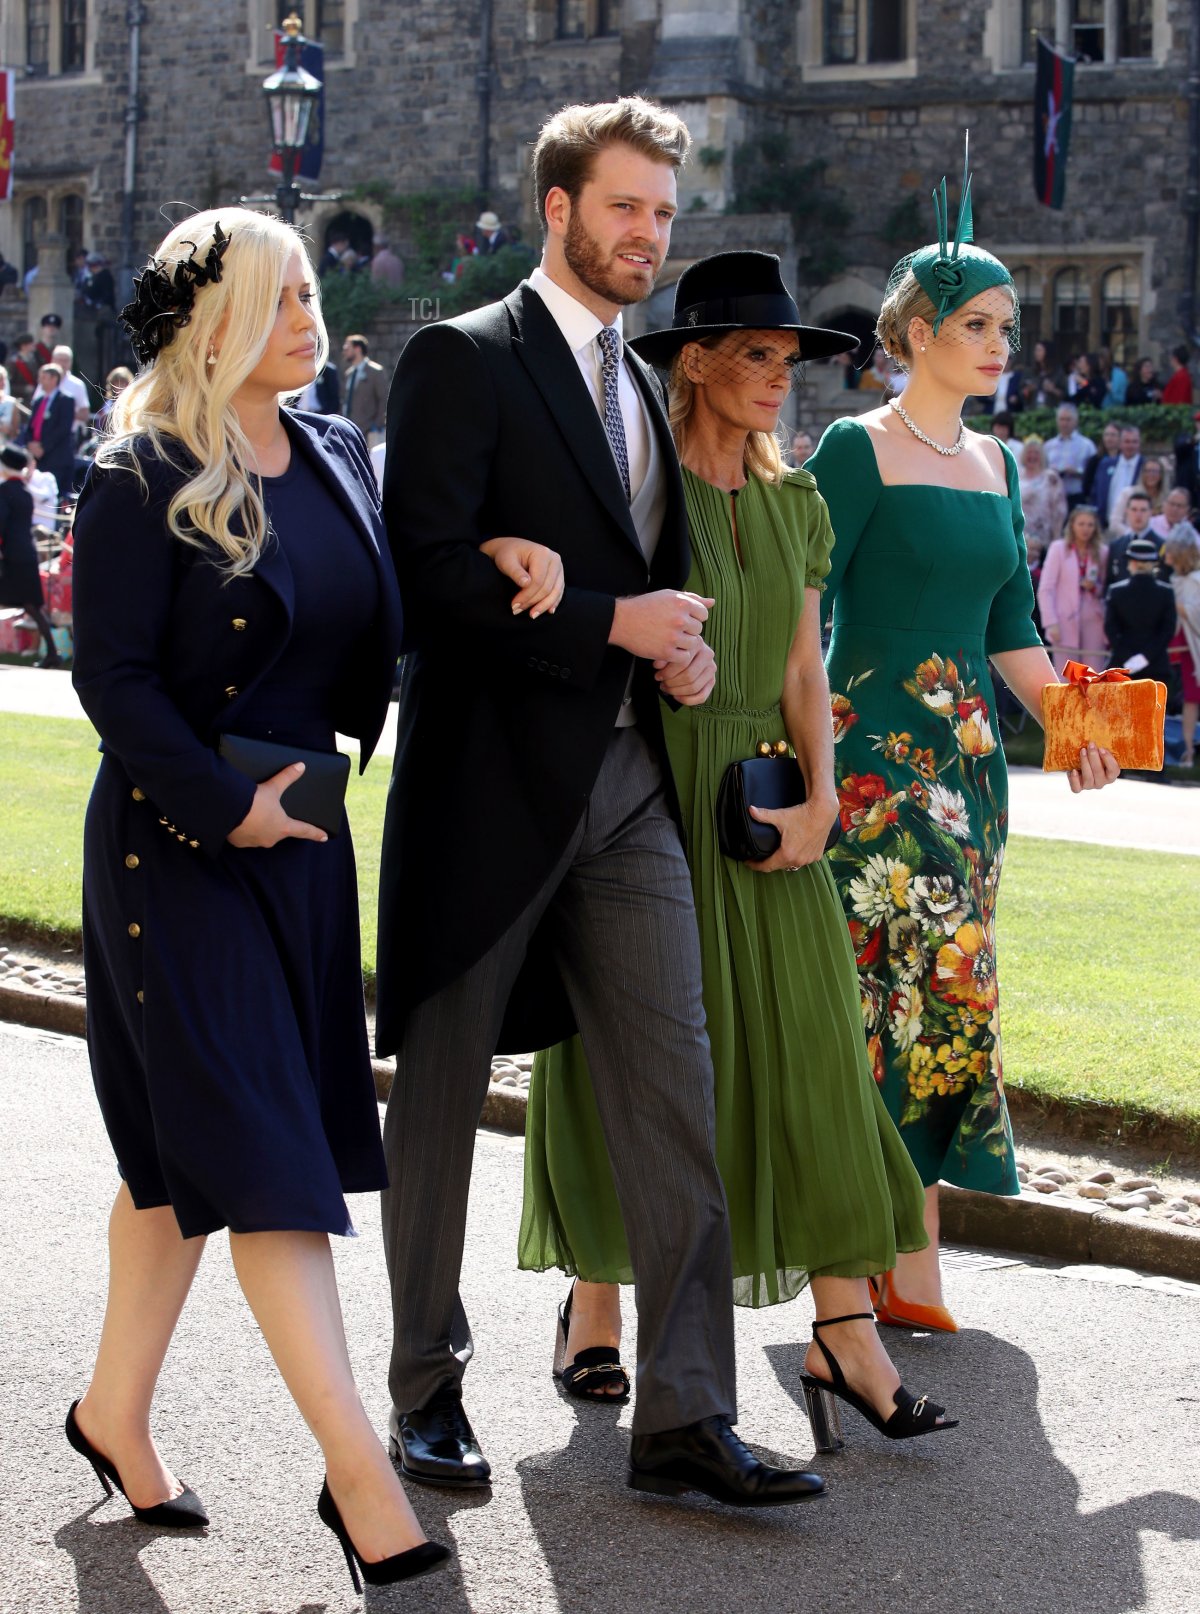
[655,641,716,706]
[610,590,715,662]
[226,764,329,848]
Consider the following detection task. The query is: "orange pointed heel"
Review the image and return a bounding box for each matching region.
[868,1272,958,1334]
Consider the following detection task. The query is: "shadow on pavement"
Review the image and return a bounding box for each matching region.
[516,1400,828,1613]
[762,1328,1200,1614]
[55,1509,196,1614]
[55,1505,331,1614]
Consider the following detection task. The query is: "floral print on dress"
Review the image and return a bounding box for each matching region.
[828,652,1012,1167]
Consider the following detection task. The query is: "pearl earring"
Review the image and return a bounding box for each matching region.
[206,347,217,366]
[920,344,926,352]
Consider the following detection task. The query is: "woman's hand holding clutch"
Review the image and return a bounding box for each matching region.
[480,536,565,618]
[227,763,330,848]
[1067,742,1120,794]
[747,794,840,874]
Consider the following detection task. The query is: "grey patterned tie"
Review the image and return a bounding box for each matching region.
[596,325,631,502]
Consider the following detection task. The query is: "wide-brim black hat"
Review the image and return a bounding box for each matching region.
[628,250,858,368]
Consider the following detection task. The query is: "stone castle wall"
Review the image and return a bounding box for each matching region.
[1,0,1191,378]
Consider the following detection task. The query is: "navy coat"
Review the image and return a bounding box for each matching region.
[1091,453,1144,528]
[20,387,76,495]
[72,410,402,855]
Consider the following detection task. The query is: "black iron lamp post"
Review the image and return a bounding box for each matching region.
[262,13,322,225]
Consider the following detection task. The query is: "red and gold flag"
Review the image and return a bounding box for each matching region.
[0,69,15,203]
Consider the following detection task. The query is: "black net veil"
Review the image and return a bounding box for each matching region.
[670,327,807,395]
[879,267,1021,376]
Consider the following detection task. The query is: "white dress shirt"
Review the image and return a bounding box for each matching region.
[528,266,652,501]
[1107,452,1140,523]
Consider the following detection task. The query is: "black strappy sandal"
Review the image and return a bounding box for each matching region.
[551,1283,631,1404]
[799,1311,958,1452]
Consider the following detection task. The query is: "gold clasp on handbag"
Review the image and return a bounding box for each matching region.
[756,740,789,758]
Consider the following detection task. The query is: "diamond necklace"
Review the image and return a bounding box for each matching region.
[888,397,966,457]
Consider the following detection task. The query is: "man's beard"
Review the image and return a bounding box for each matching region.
[563,212,658,307]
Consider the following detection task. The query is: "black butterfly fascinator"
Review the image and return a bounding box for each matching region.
[119,222,232,368]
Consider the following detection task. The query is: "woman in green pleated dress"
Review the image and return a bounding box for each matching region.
[519,252,955,1446]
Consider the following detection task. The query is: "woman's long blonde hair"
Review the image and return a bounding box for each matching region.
[667,335,786,487]
[96,207,328,575]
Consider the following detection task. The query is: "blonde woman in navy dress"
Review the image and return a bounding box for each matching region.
[65,209,461,1593]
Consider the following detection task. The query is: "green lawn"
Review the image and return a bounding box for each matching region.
[2,711,1197,1131]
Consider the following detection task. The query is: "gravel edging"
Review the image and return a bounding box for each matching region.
[6,974,1199,1287]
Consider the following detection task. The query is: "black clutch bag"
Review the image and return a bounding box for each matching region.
[715,742,841,863]
[218,734,351,837]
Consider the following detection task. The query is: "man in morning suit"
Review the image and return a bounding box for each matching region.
[375,97,821,1509]
[19,364,76,499]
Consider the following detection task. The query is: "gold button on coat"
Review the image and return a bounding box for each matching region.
[136,990,144,1004]
[231,617,248,631]
[127,922,141,938]
[125,854,139,869]
[131,788,145,801]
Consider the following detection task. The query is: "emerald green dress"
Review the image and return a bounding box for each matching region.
[518,466,927,1308]
[807,417,1042,1196]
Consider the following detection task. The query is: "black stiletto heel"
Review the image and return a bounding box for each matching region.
[316,1478,450,1593]
[798,1313,958,1452]
[64,1401,209,1526]
[552,1281,630,1403]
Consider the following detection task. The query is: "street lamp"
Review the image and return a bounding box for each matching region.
[261,12,322,225]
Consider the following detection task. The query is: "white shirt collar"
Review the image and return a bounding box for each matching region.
[529,265,623,358]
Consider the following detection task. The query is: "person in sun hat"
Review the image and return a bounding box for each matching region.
[806,138,1119,1335]
[474,208,511,254]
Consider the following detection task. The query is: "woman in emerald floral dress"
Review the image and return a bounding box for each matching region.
[808,166,1119,1332]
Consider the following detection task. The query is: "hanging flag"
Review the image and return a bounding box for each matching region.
[0,69,15,203]
[267,32,325,184]
[1033,37,1074,210]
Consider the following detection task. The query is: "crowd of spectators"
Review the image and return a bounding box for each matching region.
[1013,399,1200,765]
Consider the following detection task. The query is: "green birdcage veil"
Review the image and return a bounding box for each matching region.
[885,134,1020,351]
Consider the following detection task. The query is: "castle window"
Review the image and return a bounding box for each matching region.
[1101,265,1139,367]
[62,0,87,72]
[555,0,620,37]
[26,1,51,74]
[822,1,909,66]
[1054,267,1091,363]
[22,195,47,276]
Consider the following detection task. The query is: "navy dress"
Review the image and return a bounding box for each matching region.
[73,413,400,1239]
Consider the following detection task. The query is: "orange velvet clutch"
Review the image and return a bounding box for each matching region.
[1041,662,1166,772]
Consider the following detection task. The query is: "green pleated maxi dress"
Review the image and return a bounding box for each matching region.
[518,466,927,1308]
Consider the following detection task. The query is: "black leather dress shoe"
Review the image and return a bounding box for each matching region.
[629,1415,825,1508]
[388,1384,491,1489]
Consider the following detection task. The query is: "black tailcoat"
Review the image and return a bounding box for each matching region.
[375,281,689,1056]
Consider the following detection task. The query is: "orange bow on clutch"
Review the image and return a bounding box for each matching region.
[1061,660,1131,687]
[1042,662,1164,772]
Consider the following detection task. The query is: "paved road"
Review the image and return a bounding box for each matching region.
[3,1021,1198,1614]
[4,664,1197,856]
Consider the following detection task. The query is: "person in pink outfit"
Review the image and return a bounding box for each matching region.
[1038,504,1109,674]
